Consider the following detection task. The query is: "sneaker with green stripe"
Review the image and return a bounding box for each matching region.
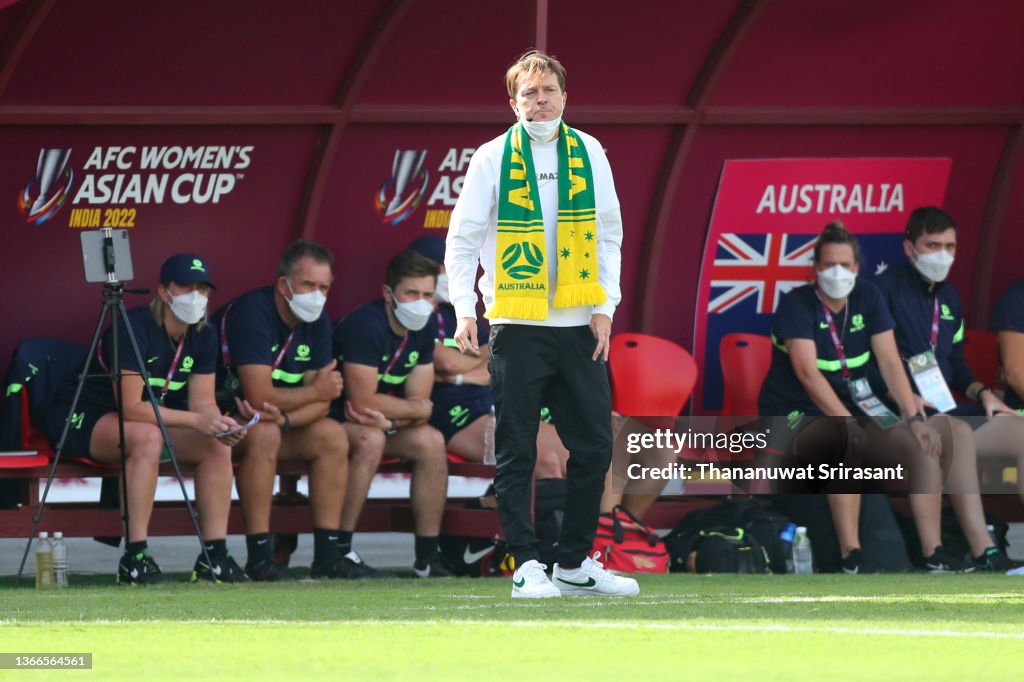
[971,546,1024,573]
[117,549,166,586]
[552,551,640,597]
[511,559,560,599]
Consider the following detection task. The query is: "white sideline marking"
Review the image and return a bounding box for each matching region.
[5,619,1023,640]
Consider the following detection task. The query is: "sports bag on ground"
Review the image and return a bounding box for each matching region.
[590,505,670,574]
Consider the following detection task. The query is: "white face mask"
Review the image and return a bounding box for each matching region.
[391,294,433,331]
[169,290,208,325]
[434,273,450,304]
[817,265,857,300]
[286,279,326,323]
[520,115,562,142]
[912,248,954,283]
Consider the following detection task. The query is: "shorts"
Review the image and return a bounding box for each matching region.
[45,401,104,460]
[429,391,493,443]
[759,404,874,455]
[45,402,172,463]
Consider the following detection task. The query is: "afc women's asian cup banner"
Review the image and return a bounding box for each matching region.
[693,157,953,414]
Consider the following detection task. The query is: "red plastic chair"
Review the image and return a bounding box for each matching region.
[609,333,698,418]
[719,333,773,417]
[962,329,1001,389]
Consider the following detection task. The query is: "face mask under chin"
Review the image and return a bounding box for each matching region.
[519,115,562,142]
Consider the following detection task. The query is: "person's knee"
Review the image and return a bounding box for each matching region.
[309,418,350,461]
[347,424,385,465]
[534,447,564,479]
[125,424,163,465]
[199,437,233,466]
[949,416,976,450]
[237,422,281,464]
[406,425,448,459]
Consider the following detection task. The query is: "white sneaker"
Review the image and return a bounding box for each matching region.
[511,559,561,599]
[552,552,640,597]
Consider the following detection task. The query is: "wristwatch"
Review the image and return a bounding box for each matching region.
[280,412,291,432]
[385,419,398,436]
[905,414,925,426]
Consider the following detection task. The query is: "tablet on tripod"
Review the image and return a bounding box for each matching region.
[81,228,134,283]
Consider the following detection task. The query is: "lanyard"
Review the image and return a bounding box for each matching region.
[97,325,186,402]
[158,335,187,404]
[382,334,410,379]
[815,289,851,381]
[929,296,940,351]
[435,311,446,340]
[220,303,234,366]
[271,331,296,371]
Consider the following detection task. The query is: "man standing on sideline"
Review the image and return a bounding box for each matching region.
[446,50,638,598]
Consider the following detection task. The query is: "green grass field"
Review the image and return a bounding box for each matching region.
[3,574,1023,680]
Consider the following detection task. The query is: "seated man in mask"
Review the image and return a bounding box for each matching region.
[331,249,454,577]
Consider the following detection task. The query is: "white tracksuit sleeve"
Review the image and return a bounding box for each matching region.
[589,140,623,320]
[445,145,496,322]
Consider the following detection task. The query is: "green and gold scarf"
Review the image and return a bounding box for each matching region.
[488,122,606,321]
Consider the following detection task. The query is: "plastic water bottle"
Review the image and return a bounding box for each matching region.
[483,406,496,465]
[792,526,813,575]
[779,522,797,573]
[35,532,54,589]
[53,531,68,588]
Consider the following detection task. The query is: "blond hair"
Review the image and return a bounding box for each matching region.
[505,49,566,98]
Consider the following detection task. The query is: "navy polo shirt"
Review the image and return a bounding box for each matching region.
[758,280,894,416]
[333,299,435,395]
[991,279,1024,410]
[76,305,217,413]
[874,261,974,396]
[431,303,491,407]
[213,286,332,388]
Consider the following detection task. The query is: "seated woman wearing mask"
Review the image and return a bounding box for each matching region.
[45,253,251,585]
[758,222,947,574]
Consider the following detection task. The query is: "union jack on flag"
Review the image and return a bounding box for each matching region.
[707,233,817,315]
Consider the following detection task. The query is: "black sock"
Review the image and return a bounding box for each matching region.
[313,528,342,564]
[203,538,228,557]
[126,540,148,555]
[414,535,439,567]
[337,530,354,556]
[245,533,273,563]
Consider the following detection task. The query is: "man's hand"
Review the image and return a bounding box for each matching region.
[590,313,612,362]
[454,317,480,355]
[408,398,434,421]
[195,412,240,438]
[979,389,1018,419]
[311,359,344,400]
[344,400,390,431]
[235,397,284,427]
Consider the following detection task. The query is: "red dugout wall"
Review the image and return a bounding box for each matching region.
[1,0,1022,416]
